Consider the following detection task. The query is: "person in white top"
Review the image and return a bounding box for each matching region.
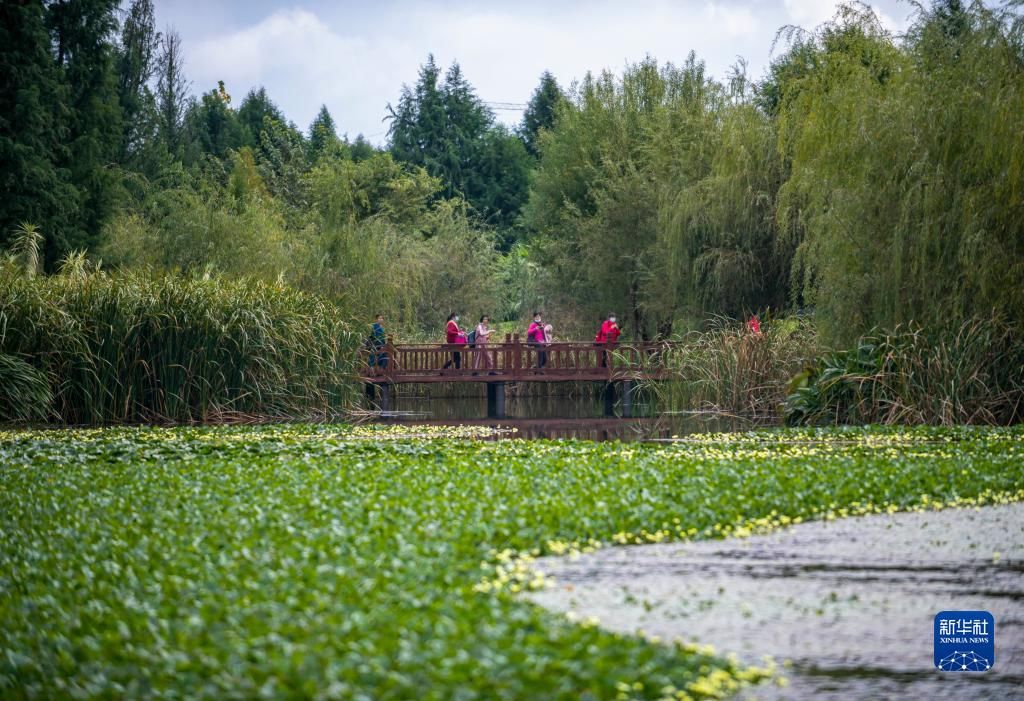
[473,315,495,370]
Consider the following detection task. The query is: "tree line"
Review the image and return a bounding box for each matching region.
[2,0,1022,346]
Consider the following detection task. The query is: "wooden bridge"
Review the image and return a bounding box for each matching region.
[361,334,678,417]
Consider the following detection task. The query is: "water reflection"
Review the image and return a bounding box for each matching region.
[372,388,770,440]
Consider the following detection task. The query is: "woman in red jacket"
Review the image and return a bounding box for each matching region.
[594,313,620,367]
[442,313,467,370]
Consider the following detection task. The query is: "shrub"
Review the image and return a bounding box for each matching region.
[784,316,1024,426]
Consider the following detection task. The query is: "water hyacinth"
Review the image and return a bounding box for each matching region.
[1,424,1023,699]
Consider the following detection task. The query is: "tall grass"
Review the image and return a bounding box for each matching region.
[654,318,820,418]
[0,262,359,424]
[785,316,1024,426]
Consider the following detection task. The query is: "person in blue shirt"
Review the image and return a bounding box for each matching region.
[368,314,387,373]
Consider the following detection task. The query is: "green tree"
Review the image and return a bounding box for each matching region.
[115,0,160,164]
[47,0,123,262]
[185,81,245,160]
[388,55,446,177]
[527,55,724,339]
[255,114,308,218]
[237,86,288,148]
[519,71,563,157]
[0,0,76,253]
[349,134,378,162]
[388,56,530,230]
[474,125,531,242]
[777,1,1024,342]
[154,29,189,157]
[307,104,346,162]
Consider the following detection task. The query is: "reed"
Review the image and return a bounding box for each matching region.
[653,318,819,418]
[0,262,359,424]
[785,316,1024,426]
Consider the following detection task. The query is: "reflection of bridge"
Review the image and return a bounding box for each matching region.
[361,335,679,418]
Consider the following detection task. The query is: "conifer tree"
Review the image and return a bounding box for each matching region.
[388,56,529,229]
[155,29,189,156]
[237,86,288,149]
[47,0,123,261]
[0,0,76,253]
[308,105,345,162]
[116,0,160,163]
[519,71,563,157]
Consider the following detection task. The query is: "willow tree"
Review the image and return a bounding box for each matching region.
[526,55,724,339]
[776,1,1024,343]
[657,62,789,323]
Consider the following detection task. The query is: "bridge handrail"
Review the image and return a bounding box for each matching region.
[360,335,681,382]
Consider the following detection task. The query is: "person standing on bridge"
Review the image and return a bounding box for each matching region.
[473,315,495,371]
[594,313,621,367]
[527,311,548,369]
[442,313,467,370]
[367,313,388,374]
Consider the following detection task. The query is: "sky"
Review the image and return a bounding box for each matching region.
[151,0,922,144]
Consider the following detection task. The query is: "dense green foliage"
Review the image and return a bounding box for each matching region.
[0,261,357,423]
[2,424,1023,699]
[0,1,79,260]
[528,1,1023,342]
[519,71,564,158]
[777,3,1024,343]
[388,56,532,233]
[526,54,791,339]
[785,316,1024,426]
[1,0,1022,423]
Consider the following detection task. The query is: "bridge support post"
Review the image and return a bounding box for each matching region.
[621,380,633,418]
[366,383,392,412]
[602,382,616,417]
[487,382,506,419]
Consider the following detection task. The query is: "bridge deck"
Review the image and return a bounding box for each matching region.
[360,338,678,384]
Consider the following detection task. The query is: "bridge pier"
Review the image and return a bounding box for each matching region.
[486,382,506,419]
[366,383,392,412]
[601,380,634,418]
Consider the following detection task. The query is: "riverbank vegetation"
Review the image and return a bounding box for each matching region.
[785,315,1024,426]
[2,424,1022,698]
[656,318,820,419]
[2,0,1022,424]
[0,252,356,424]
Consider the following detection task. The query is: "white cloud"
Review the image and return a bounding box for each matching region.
[783,0,844,28]
[177,1,915,143]
[191,8,395,136]
[704,2,758,37]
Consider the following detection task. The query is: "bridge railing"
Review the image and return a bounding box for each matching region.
[360,333,680,382]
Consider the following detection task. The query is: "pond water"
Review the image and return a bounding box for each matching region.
[368,385,767,440]
[526,502,1024,700]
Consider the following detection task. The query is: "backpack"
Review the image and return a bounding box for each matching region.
[467,329,477,347]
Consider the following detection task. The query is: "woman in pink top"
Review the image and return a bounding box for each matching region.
[473,315,495,370]
[527,311,548,369]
